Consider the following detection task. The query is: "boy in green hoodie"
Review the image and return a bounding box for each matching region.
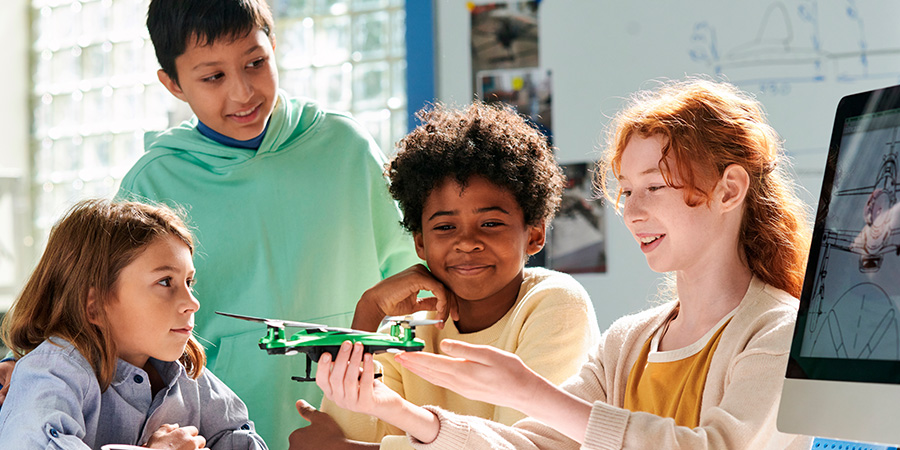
[113,0,420,444]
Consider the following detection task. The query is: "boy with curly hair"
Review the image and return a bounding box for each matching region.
[288,101,601,450]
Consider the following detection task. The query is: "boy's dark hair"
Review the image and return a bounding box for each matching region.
[147,0,275,85]
[388,101,565,233]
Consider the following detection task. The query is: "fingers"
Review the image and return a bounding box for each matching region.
[295,399,318,421]
[339,343,366,405]
[158,423,179,432]
[315,352,333,396]
[394,352,461,392]
[395,351,459,378]
[331,342,354,402]
[438,339,496,363]
[180,426,206,448]
[358,353,376,403]
[317,341,364,406]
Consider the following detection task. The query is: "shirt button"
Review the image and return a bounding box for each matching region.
[241,423,251,430]
[49,428,59,438]
[133,374,144,384]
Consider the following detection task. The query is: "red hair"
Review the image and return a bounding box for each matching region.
[597,78,811,297]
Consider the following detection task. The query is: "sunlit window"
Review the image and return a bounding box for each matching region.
[30,0,407,245]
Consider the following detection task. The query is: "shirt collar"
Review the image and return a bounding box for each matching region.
[197,120,268,150]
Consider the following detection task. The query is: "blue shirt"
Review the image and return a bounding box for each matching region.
[197,120,267,149]
[0,337,267,450]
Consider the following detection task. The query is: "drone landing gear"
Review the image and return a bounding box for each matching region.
[291,357,316,382]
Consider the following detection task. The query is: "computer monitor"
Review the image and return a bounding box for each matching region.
[778,84,900,446]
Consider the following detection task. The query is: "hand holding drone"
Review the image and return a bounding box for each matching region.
[215,311,442,382]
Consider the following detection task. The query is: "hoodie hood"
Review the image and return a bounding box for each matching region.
[144,90,322,171]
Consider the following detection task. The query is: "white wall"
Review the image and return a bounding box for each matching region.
[434,0,900,330]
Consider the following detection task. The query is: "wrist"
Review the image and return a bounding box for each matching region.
[513,371,555,417]
[396,400,440,444]
[352,293,387,331]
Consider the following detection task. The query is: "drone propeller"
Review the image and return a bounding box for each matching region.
[216,311,370,335]
[383,315,444,328]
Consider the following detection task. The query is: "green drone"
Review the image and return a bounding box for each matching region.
[215,311,442,382]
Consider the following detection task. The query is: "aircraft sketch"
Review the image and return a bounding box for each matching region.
[689,1,900,92]
[821,145,900,273]
[802,128,900,359]
[805,282,899,360]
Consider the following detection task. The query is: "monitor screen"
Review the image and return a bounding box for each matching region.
[778,84,900,446]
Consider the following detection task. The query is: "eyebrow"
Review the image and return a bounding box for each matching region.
[618,167,661,181]
[426,206,510,222]
[191,44,265,71]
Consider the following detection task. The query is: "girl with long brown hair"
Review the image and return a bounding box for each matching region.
[0,199,266,449]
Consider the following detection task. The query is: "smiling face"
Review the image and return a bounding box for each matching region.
[414,176,545,308]
[158,28,278,141]
[619,134,724,275]
[103,234,199,368]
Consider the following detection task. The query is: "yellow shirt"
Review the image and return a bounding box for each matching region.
[321,268,600,450]
[624,309,734,428]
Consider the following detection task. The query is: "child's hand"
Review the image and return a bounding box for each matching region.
[289,400,375,450]
[352,264,459,331]
[145,424,208,450]
[316,342,403,417]
[317,341,442,444]
[394,339,541,412]
[0,359,14,405]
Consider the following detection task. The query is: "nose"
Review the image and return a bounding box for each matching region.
[454,225,484,253]
[180,287,200,314]
[622,191,647,224]
[229,72,254,103]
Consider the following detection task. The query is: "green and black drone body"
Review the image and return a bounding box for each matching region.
[215,311,442,382]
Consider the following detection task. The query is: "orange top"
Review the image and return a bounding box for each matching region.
[624,310,734,428]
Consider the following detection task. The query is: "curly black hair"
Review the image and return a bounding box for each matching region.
[388,101,565,233]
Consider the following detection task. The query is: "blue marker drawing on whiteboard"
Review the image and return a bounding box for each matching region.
[688,0,900,94]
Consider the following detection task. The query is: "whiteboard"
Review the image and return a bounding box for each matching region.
[434,0,900,329]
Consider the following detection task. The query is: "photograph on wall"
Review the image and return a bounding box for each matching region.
[476,68,552,141]
[471,2,550,140]
[470,2,539,74]
[549,162,607,274]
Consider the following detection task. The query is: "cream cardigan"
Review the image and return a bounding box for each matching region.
[412,277,812,450]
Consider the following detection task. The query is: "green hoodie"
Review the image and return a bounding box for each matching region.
[118,91,420,444]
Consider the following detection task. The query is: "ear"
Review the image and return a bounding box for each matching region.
[86,287,102,327]
[717,164,750,212]
[158,69,187,102]
[526,221,547,256]
[413,232,427,260]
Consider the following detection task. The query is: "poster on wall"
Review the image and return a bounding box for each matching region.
[549,163,607,274]
[476,68,552,141]
[471,2,552,140]
[470,2,539,79]
[471,2,576,269]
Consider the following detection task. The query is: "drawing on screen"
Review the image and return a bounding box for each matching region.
[689,1,900,93]
[821,147,900,273]
[805,282,899,359]
[802,128,900,360]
